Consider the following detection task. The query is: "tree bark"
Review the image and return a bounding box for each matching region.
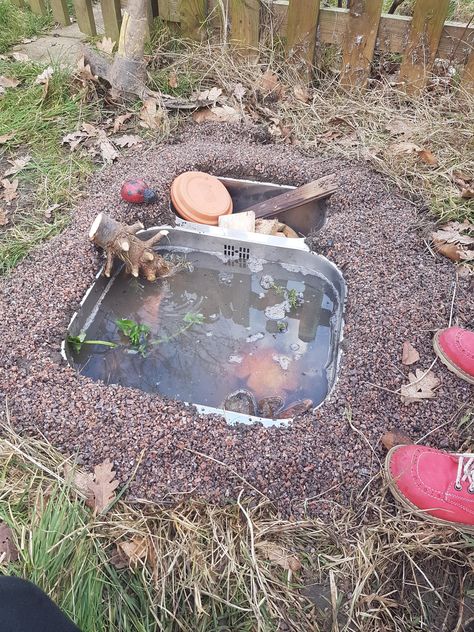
[89,212,171,281]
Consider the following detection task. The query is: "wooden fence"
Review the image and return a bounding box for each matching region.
[13,0,474,94]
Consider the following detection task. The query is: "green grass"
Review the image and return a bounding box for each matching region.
[0,59,95,273]
[0,0,52,54]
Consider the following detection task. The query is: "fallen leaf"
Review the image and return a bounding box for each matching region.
[197,86,223,102]
[400,369,440,405]
[390,141,421,155]
[417,149,438,166]
[97,36,115,55]
[192,105,240,124]
[452,170,472,184]
[256,541,301,572]
[109,546,129,569]
[81,122,99,137]
[113,134,142,148]
[433,239,463,262]
[0,132,14,144]
[43,203,60,219]
[1,178,18,203]
[460,249,474,261]
[4,155,31,177]
[432,221,474,246]
[139,97,164,130]
[381,429,413,451]
[293,85,309,102]
[402,341,420,365]
[0,76,20,89]
[0,207,8,226]
[34,66,53,85]
[0,522,19,564]
[168,71,178,89]
[257,70,282,98]
[86,459,119,514]
[11,52,29,62]
[461,187,474,199]
[76,56,98,84]
[113,112,133,133]
[385,119,414,136]
[63,462,94,503]
[117,537,148,567]
[22,36,37,43]
[62,130,87,151]
[99,136,119,164]
[233,83,246,100]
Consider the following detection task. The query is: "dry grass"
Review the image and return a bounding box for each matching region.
[0,418,473,631]
[150,39,474,226]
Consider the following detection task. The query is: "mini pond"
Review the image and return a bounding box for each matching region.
[66,224,345,425]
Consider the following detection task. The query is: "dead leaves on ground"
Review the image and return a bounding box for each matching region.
[3,155,31,177]
[431,220,474,263]
[62,121,140,165]
[0,522,19,564]
[381,429,412,451]
[400,369,441,405]
[139,97,164,130]
[97,36,115,55]
[402,341,420,366]
[256,541,301,572]
[1,178,19,203]
[34,66,53,97]
[65,458,119,515]
[389,142,438,166]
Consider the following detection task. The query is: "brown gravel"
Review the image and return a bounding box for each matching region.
[0,123,472,517]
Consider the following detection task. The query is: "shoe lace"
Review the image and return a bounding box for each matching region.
[455,454,474,492]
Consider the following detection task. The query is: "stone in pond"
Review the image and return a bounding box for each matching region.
[223,389,257,416]
[257,396,284,418]
[277,399,313,419]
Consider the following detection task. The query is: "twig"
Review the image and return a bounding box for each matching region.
[448,277,457,328]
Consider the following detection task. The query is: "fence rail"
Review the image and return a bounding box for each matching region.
[21,0,474,93]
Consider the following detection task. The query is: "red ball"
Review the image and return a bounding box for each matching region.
[120,179,156,204]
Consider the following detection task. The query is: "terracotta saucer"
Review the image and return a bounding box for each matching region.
[171,171,233,225]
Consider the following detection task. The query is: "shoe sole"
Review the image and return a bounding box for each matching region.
[433,330,474,385]
[385,446,474,534]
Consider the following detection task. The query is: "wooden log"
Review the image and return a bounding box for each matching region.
[28,0,47,15]
[339,0,383,88]
[399,0,450,96]
[179,0,206,40]
[285,0,320,78]
[100,0,122,42]
[73,0,97,35]
[461,49,474,95]
[50,0,71,25]
[229,0,260,58]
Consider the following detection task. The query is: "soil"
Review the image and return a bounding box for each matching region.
[0,123,472,517]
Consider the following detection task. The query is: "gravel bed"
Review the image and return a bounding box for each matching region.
[0,123,472,517]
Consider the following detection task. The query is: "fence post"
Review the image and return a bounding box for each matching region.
[229,0,260,58]
[339,0,383,88]
[285,0,320,79]
[28,0,47,16]
[179,0,207,40]
[399,0,450,96]
[100,0,122,42]
[73,0,97,35]
[50,0,71,25]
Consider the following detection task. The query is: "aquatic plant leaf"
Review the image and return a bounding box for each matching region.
[67,332,86,354]
[183,312,204,325]
[0,522,19,564]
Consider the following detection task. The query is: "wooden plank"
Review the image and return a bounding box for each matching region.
[229,0,260,57]
[28,0,47,16]
[399,0,450,95]
[100,0,122,42]
[179,0,206,40]
[50,0,71,25]
[340,0,383,88]
[461,49,474,94]
[285,0,320,76]
[73,0,97,35]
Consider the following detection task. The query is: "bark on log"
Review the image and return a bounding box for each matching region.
[89,212,171,281]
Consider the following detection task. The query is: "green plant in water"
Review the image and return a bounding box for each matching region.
[276,321,288,333]
[116,319,151,355]
[152,312,204,345]
[287,288,303,310]
[67,332,117,354]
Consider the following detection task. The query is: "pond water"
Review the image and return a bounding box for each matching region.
[69,249,340,418]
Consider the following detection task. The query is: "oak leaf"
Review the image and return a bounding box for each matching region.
[114,134,142,148]
[97,36,115,55]
[256,541,301,572]
[233,83,246,100]
[76,57,98,84]
[86,459,119,514]
[417,149,438,166]
[293,85,309,102]
[113,113,133,133]
[432,221,474,246]
[402,341,420,365]
[1,178,18,203]
[62,130,87,151]
[0,207,8,225]
[257,70,282,98]
[400,369,440,405]
[4,155,31,177]
[0,522,19,564]
[34,66,53,85]
[0,132,14,144]
[117,537,148,567]
[461,187,474,199]
[390,141,421,155]
[139,97,164,130]
[98,136,119,164]
[0,76,20,88]
[432,239,463,262]
[381,429,412,451]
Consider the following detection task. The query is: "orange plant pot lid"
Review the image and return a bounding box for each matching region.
[171,171,233,225]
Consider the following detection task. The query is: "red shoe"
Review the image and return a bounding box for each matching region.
[385,445,474,532]
[433,327,474,385]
